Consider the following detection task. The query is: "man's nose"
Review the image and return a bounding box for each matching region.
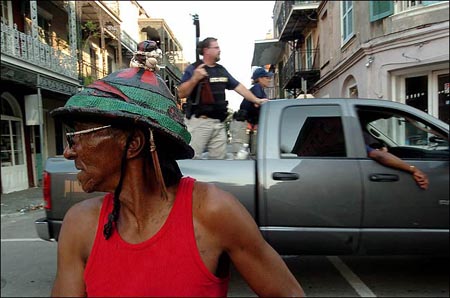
[63,145,76,160]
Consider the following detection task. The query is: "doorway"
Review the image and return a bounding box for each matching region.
[405,75,428,113]
[1,94,29,193]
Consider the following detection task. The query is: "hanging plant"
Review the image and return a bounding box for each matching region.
[82,75,95,86]
[81,21,100,50]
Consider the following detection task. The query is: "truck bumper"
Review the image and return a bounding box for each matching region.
[35,217,61,241]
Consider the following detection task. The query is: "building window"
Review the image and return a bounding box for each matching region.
[1,98,25,167]
[305,34,313,69]
[341,1,354,44]
[1,120,25,167]
[405,76,428,113]
[107,55,113,74]
[395,0,445,12]
[280,106,346,158]
[37,7,52,45]
[342,75,358,98]
[349,85,359,98]
[0,0,11,25]
[437,74,449,124]
[369,1,394,22]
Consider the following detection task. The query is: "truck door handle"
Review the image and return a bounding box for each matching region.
[369,174,399,182]
[272,172,299,181]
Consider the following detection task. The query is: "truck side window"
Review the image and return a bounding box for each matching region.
[357,107,449,160]
[280,106,346,158]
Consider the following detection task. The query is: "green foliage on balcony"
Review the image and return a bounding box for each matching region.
[82,75,95,86]
[81,21,100,50]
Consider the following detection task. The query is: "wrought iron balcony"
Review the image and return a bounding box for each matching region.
[100,1,120,17]
[79,59,108,86]
[280,48,320,91]
[275,1,320,41]
[265,86,277,99]
[160,54,183,79]
[0,20,77,79]
[120,29,138,53]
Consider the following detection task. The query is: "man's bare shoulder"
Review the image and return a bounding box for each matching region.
[192,181,239,214]
[64,195,104,222]
[191,181,264,254]
[60,196,105,247]
[191,181,255,232]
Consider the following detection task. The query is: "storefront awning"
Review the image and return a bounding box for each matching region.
[251,39,284,67]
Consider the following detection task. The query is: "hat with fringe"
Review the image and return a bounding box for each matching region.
[51,51,193,160]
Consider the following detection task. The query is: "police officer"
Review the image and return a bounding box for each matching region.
[178,37,267,159]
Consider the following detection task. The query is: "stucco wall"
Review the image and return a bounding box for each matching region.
[315,1,448,101]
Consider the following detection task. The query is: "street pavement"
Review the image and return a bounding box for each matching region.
[1,187,448,297]
[1,187,44,216]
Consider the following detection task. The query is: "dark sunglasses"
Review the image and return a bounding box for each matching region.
[65,125,111,148]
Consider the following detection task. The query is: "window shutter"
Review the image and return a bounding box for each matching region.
[370,1,393,22]
[422,1,442,5]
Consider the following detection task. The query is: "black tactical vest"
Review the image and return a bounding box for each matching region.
[186,62,229,121]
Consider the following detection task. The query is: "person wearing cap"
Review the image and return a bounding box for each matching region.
[50,41,304,297]
[230,67,274,155]
[178,37,268,160]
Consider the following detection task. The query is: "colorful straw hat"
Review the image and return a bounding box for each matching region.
[51,66,193,160]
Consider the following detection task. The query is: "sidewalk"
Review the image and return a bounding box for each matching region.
[1,187,44,215]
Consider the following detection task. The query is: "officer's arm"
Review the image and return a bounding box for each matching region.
[234,84,267,105]
[178,64,206,98]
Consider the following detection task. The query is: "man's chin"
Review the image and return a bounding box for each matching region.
[77,175,96,193]
[82,187,95,193]
[80,183,95,193]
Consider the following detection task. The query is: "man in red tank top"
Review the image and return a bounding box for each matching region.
[50,40,304,297]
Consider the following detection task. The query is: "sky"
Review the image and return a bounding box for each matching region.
[139,1,275,111]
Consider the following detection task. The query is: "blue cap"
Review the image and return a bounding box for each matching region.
[251,67,274,80]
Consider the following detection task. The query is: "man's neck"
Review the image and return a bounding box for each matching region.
[203,57,216,67]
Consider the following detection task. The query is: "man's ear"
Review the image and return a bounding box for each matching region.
[127,129,146,159]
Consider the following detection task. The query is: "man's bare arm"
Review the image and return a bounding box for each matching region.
[368,149,429,189]
[51,199,99,297]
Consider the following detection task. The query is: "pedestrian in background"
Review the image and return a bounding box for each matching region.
[178,37,268,159]
[230,67,274,156]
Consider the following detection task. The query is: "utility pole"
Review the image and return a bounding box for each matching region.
[191,13,200,61]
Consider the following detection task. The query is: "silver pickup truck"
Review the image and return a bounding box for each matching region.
[35,98,449,255]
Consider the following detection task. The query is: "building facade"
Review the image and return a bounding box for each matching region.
[138,18,188,99]
[1,0,79,193]
[254,0,449,124]
[1,0,186,194]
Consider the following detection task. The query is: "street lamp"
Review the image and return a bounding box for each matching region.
[190,13,200,62]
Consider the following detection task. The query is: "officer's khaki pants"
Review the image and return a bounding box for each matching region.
[185,117,227,159]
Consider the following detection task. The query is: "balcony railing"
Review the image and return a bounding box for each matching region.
[101,1,120,17]
[265,86,276,99]
[160,55,183,78]
[281,48,320,90]
[120,30,138,53]
[79,59,108,85]
[276,1,295,37]
[0,20,77,79]
[275,1,320,40]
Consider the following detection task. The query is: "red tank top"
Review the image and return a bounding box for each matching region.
[84,177,229,297]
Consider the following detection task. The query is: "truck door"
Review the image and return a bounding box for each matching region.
[260,104,363,255]
[354,106,449,255]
